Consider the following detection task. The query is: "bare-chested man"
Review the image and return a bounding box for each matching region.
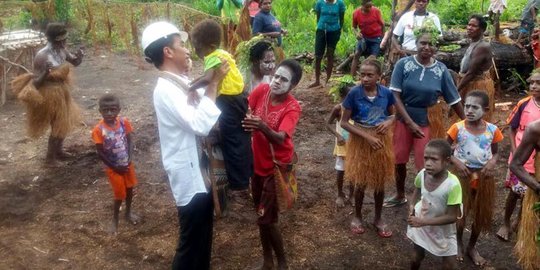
[12,22,84,166]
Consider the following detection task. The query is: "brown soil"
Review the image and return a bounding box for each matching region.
[0,52,523,269]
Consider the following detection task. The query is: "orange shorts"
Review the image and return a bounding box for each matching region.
[106,163,138,200]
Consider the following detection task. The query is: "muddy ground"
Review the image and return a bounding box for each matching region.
[0,52,525,269]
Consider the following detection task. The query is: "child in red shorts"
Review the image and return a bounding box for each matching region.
[92,94,139,234]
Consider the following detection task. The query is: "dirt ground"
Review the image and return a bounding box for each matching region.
[0,52,525,270]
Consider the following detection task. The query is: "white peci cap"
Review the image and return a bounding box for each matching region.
[141,21,188,53]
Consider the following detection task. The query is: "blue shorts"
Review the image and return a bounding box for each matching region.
[355,37,382,56]
[520,19,534,34]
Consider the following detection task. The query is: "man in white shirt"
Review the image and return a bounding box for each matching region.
[391,0,442,55]
[141,21,228,270]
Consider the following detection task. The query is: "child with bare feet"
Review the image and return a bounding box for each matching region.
[497,69,540,242]
[407,139,462,270]
[325,82,354,208]
[446,90,503,266]
[340,59,395,237]
[92,94,139,234]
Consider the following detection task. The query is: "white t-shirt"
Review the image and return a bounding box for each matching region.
[407,170,462,257]
[152,72,221,206]
[393,10,442,51]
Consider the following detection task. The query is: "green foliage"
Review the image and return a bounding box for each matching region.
[236,35,267,75]
[328,74,354,102]
[3,9,32,30]
[432,0,475,25]
[55,0,72,23]
[510,68,527,89]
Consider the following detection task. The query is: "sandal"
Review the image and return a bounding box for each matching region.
[350,220,366,235]
[383,197,407,208]
[373,224,393,238]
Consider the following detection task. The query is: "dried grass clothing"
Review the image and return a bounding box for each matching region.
[11,63,80,139]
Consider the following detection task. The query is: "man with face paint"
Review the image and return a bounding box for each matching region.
[242,59,303,270]
[11,22,84,167]
[446,90,503,266]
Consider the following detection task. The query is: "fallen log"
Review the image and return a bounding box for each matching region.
[436,41,533,71]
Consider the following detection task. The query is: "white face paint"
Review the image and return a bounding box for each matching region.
[260,62,275,74]
[464,96,485,122]
[270,67,293,95]
[259,51,276,75]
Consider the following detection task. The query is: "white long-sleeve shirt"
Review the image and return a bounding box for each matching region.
[152,72,221,206]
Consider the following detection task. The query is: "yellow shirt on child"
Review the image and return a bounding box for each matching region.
[204,49,244,96]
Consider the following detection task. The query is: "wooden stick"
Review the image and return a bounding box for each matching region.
[0,55,31,73]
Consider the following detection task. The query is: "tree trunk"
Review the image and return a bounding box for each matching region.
[436,41,533,71]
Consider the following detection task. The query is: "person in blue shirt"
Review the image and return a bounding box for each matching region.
[309,0,346,88]
[340,58,395,238]
[384,25,465,208]
[252,0,287,46]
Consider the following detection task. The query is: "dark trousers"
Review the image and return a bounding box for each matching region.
[216,94,254,190]
[172,192,214,270]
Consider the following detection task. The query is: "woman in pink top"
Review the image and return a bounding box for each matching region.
[247,0,261,25]
[350,0,384,78]
[496,69,540,241]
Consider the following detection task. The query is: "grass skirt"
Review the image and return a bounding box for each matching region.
[457,72,495,122]
[514,155,540,270]
[11,64,80,139]
[427,100,448,139]
[345,126,394,192]
[459,171,495,233]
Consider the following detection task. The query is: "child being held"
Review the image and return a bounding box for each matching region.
[92,94,139,234]
[407,139,462,270]
[446,90,503,266]
[190,19,253,204]
[325,82,354,208]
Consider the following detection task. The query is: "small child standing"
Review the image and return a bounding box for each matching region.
[190,19,253,207]
[92,94,139,234]
[487,0,507,40]
[496,69,540,241]
[340,59,395,237]
[446,90,503,266]
[407,139,462,270]
[325,82,354,208]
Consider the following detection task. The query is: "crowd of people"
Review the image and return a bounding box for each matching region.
[9,0,540,269]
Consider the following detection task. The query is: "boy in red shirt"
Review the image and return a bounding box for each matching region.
[350,0,385,78]
[92,94,139,234]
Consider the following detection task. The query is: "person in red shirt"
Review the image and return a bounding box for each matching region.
[242,59,302,270]
[350,0,385,78]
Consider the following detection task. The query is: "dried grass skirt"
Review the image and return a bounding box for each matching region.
[11,64,80,139]
[459,171,495,233]
[514,155,540,270]
[345,126,394,192]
